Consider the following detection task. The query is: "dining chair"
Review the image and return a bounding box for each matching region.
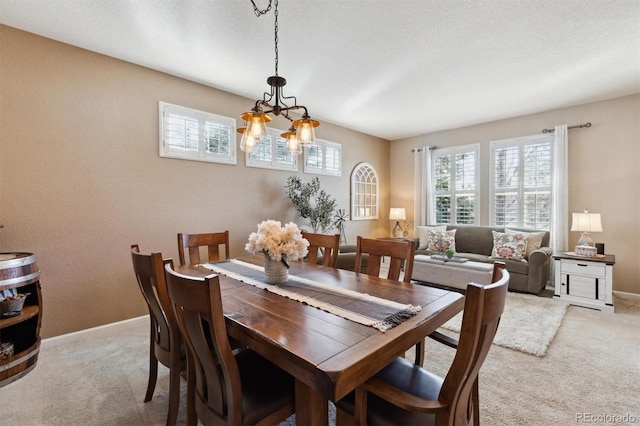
[354,236,415,283]
[335,262,510,426]
[130,245,186,426]
[177,231,230,266]
[164,263,296,426]
[353,236,422,364]
[302,231,341,268]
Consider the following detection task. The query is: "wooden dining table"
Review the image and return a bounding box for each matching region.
[176,255,464,426]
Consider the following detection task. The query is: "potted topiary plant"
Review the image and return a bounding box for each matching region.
[285,176,337,233]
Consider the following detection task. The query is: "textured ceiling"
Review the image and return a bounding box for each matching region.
[1,0,638,140]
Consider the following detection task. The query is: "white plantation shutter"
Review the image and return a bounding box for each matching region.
[431,144,479,225]
[304,139,342,176]
[246,128,298,171]
[159,102,236,164]
[491,134,553,229]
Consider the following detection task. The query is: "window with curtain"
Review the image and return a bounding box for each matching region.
[490,134,553,229]
[304,139,342,176]
[246,127,298,171]
[159,102,236,164]
[351,162,379,220]
[432,144,479,225]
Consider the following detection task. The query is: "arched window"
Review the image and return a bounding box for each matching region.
[351,162,379,220]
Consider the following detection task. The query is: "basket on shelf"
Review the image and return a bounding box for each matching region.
[0,293,28,315]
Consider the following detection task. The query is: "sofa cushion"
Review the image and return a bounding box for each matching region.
[490,231,527,261]
[505,228,545,258]
[416,225,447,250]
[425,229,456,252]
[447,225,495,256]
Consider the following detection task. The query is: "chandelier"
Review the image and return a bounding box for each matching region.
[239,0,319,155]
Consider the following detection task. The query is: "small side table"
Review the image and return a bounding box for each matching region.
[552,253,615,312]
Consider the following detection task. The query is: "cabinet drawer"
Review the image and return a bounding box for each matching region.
[560,260,605,277]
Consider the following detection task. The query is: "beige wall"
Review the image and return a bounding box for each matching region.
[0,26,390,338]
[390,94,640,295]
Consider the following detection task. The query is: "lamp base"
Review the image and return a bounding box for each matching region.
[577,232,594,247]
[392,221,403,238]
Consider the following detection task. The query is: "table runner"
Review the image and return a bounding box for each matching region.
[200,260,421,332]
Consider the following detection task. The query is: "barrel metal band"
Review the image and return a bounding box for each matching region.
[0,271,40,287]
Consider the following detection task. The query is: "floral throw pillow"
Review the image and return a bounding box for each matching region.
[505,228,545,259]
[491,231,528,261]
[427,229,456,252]
[417,225,447,249]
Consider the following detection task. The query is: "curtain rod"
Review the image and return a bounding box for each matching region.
[542,122,591,133]
[411,146,438,153]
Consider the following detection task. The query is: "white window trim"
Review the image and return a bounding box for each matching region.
[350,162,379,220]
[304,139,342,176]
[245,127,298,171]
[431,143,480,225]
[159,102,236,165]
[489,133,553,229]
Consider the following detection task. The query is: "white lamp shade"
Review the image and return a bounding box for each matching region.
[389,208,406,221]
[571,211,602,232]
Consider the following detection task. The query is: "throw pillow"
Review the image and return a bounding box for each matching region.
[426,229,456,252]
[491,231,528,261]
[417,225,447,250]
[505,228,545,259]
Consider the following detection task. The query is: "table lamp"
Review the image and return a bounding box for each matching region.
[389,208,406,238]
[571,209,602,247]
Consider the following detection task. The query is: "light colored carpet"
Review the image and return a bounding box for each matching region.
[441,291,569,356]
[0,293,638,425]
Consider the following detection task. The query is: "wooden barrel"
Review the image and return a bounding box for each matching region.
[0,252,42,387]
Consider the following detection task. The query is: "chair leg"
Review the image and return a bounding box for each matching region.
[186,355,197,426]
[144,326,158,402]
[472,378,480,426]
[414,338,425,366]
[165,365,181,426]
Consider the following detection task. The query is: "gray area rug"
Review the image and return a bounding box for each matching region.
[441,291,569,356]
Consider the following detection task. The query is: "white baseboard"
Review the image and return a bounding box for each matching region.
[42,315,148,348]
[613,290,640,302]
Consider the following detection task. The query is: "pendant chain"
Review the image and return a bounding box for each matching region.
[250,0,279,76]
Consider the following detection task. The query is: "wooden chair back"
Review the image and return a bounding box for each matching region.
[177,231,230,266]
[164,264,295,425]
[342,263,509,426]
[354,236,415,282]
[438,263,509,424]
[130,245,184,425]
[302,231,341,268]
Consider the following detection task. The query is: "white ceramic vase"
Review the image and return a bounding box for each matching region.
[263,253,288,284]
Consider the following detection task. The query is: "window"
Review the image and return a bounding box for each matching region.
[304,139,342,176]
[159,102,236,164]
[490,134,553,229]
[432,144,479,225]
[246,127,298,171]
[351,162,379,220]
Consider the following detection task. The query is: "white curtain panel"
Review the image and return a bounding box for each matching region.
[413,146,434,227]
[551,124,569,285]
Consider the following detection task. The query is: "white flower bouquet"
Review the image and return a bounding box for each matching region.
[245,220,309,265]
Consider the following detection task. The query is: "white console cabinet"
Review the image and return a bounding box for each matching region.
[553,253,615,312]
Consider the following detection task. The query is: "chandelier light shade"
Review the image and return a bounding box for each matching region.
[281,126,301,155]
[239,0,320,155]
[239,111,271,152]
[571,209,603,247]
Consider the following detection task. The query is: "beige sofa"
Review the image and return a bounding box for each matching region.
[409,225,551,294]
